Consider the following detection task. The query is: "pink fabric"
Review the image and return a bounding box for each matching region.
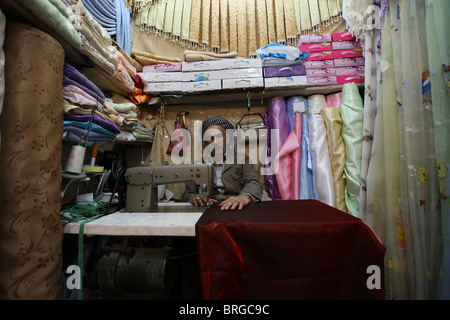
[275,113,302,200]
[326,92,342,108]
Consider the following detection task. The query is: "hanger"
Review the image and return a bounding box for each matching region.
[236,92,266,130]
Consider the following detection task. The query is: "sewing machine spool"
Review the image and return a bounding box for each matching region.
[65,145,86,174]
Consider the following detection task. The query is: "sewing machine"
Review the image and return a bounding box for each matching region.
[124,163,213,212]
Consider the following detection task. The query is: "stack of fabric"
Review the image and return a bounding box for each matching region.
[81,0,132,55]
[69,0,135,93]
[63,63,120,147]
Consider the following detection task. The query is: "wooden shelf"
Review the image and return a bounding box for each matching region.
[158,84,363,106]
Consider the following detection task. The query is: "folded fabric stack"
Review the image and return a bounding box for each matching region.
[256,43,309,67]
[63,63,120,147]
[81,0,132,55]
[16,0,82,49]
[70,0,135,93]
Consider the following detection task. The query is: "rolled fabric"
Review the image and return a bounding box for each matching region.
[275,113,302,200]
[0,22,65,299]
[300,110,316,200]
[264,112,282,199]
[326,92,342,108]
[340,83,364,217]
[307,94,335,207]
[321,107,347,212]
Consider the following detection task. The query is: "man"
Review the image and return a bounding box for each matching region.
[185,116,263,210]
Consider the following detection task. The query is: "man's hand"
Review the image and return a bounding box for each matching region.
[218,194,252,211]
[190,194,218,207]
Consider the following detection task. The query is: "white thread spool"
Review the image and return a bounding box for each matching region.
[65,145,86,174]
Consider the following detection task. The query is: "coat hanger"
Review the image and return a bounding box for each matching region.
[236,92,266,130]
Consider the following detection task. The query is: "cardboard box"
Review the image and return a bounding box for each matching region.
[299,34,332,44]
[336,74,365,84]
[222,78,264,89]
[182,60,223,71]
[263,65,306,77]
[143,82,183,93]
[300,42,332,52]
[221,58,262,69]
[264,76,307,88]
[333,57,364,67]
[333,48,363,59]
[142,62,182,73]
[140,72,183,82]
[221,68,263,79]
[182,70,222,82]
[335,66,365,76]
[304,59,335,69]
[332,41,361,50]
[332,32,356,42]
[306,51,334,61]
[306,76,337,86]
[306,68,336,77]
[182,79,222,92]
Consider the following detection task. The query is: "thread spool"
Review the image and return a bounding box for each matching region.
[65,145,86,174]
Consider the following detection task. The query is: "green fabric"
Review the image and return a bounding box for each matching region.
[340,83,364,217]
[17,0,82,48]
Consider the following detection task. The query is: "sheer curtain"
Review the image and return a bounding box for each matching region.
[357,0,446,299]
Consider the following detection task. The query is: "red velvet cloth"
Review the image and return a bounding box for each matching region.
[196,200,386,300]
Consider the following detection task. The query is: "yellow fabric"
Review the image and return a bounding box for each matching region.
[321,107,347,213]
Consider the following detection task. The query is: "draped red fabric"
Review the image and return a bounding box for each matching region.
[196,200,386,300]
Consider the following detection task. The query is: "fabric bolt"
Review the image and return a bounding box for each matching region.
[326,92,342,108]
[210,0,220,51]
[300,109,316,200]
[275,113,301,200]
[321,106,347,212]
[0,21,64,300]
[340,83,364,217]
[307,94,335,207]
[263,112,282,200]
[256,0,268,51]
[274,0,286,44]
[201,0,211,47]
[219,0,229,52]
[265,0,276,44]
[189,0,201,46]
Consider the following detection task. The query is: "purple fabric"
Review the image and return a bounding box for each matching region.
[63,114,121,133]
[267,96,289,146]
[63,63,105,105]
[264,112,282,199]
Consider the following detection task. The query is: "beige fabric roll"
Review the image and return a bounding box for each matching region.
[189,0,202,46]
[0,21,65,299]
[274,0,286,44]
[321,106,347,213]
[256,0,268,48]
[266,0,276,43]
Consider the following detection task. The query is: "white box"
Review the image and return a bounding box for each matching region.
[144,82,183,93]
[141,72,183,82]
[264,76,307,88]
[182,80,222,92]
[222,78,264,89]
[182,60,223,71]
[221,68,263,79]
[182,70,223,82]
[221,58,262,69]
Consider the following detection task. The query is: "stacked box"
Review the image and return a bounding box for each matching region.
[298,32,365,86]
[182,60,222,92]
[140,62,183,93]
[220,58,264,90]
[332,32,365,84]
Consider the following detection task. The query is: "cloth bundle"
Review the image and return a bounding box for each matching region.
[131,49,182,66]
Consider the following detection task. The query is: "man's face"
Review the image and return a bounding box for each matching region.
[204,125,228,159]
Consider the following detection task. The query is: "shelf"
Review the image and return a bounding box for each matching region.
[158,84,363,105]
